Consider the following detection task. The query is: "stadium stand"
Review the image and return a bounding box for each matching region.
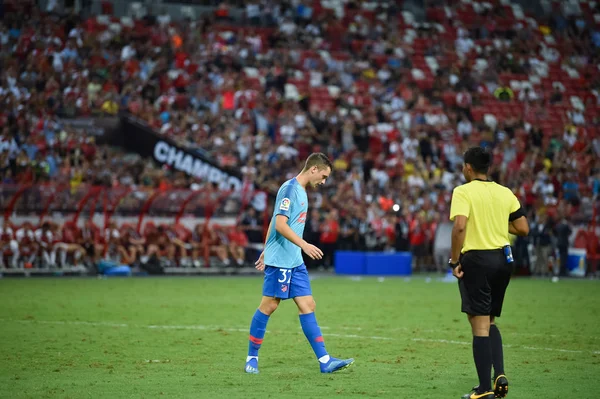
[0,0,598,276]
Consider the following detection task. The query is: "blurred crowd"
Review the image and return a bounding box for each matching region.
[1,0,600,272]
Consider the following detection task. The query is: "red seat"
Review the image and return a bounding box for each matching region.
[426,7,446,23]
[442,92,457,107]
[350,40,366,53]
[471,107,485,121]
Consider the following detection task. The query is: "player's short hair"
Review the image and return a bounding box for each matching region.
[464,146,492,174]
[303,152,332,172]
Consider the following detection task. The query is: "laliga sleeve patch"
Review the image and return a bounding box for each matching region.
[280,198,291,211]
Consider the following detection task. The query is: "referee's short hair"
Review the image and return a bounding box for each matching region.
[464,147,492,174]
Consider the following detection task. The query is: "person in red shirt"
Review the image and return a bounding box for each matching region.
[382,214,397,249]
[103,78,119,94]
[207,225,231,266]
[16,222,38,268]
[409,212,429,272]
[215,3,230,21]
[54,222,86,269]
[428,214,441,272]
[319,209,340,270]
[227,226,249,266]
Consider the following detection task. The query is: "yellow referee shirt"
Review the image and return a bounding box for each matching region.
[449,180,523,253]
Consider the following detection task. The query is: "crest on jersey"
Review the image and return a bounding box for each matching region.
[280,198,291,211]
[281,285,288,292]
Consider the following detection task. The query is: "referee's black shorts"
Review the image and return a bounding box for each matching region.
[458,249,513,317]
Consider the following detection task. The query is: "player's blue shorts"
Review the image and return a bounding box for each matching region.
[263,264,312,300]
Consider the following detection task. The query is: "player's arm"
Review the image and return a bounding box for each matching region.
[508,194,529,236]
[263,220,272,246]
[254,220,273,271]
[275,215,322,259]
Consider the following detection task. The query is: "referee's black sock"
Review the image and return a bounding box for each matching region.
[473,336,492,392]
[490,324,504,377]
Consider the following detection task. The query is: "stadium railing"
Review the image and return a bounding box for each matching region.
[1,183,264,226]
[1,183,269,274]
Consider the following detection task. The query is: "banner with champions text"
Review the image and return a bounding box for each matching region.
[120,115,245,191]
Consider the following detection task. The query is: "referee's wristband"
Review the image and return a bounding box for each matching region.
[448,259,460,270]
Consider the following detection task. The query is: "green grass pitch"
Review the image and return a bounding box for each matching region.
[1,275,599,399]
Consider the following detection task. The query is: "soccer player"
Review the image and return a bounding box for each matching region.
[449,147,529,399]
[244,153,354,374]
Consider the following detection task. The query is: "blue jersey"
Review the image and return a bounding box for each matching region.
[264,178,308,269]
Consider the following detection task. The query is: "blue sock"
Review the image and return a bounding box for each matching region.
[248,309,270,358]
[299,312,328,360]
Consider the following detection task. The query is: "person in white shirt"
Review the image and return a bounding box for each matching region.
[518,87,538,103]
[407,172,425,188]
[121,43,136,61]
[276,143,299,160]
[157,10,172,26]
[46,0,58,12]
[533,175,556,205]
[15,223,37,267]
[377,65,391,83]
[563,127,577,148]
[592,137,600,157]
[246,1,261,25]
[443,142,462,169]
[280,18,297,36]
[0,133,19,158]
[457,117,473,138]
[0,226,19,269]
[402,134,419,160]
[455,30,474,59]
[35,223,57,268]
[279,123,296,144]
[568,108,585,125]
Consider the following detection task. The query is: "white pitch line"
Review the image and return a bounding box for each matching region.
[412,338,600,355]
[3,319,390,341]
[518,345,587,354]
[151,322,600,340]
[324,325,600,339]
[148,325,249,333]
[3,318,594,340]
[318,332,392,340]
[412,338,470,346]
[147,324,392,340]
[329,326,439,333]
[4,319,598,354]
[4,319,129,328]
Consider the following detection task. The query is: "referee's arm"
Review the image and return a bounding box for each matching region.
[449,188,469,270]
[508,196,529,236]
[450,215,467,265]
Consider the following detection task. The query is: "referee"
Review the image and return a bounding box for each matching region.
[448,147,529,399]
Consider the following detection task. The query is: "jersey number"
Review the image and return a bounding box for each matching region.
[278,269,292,284]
